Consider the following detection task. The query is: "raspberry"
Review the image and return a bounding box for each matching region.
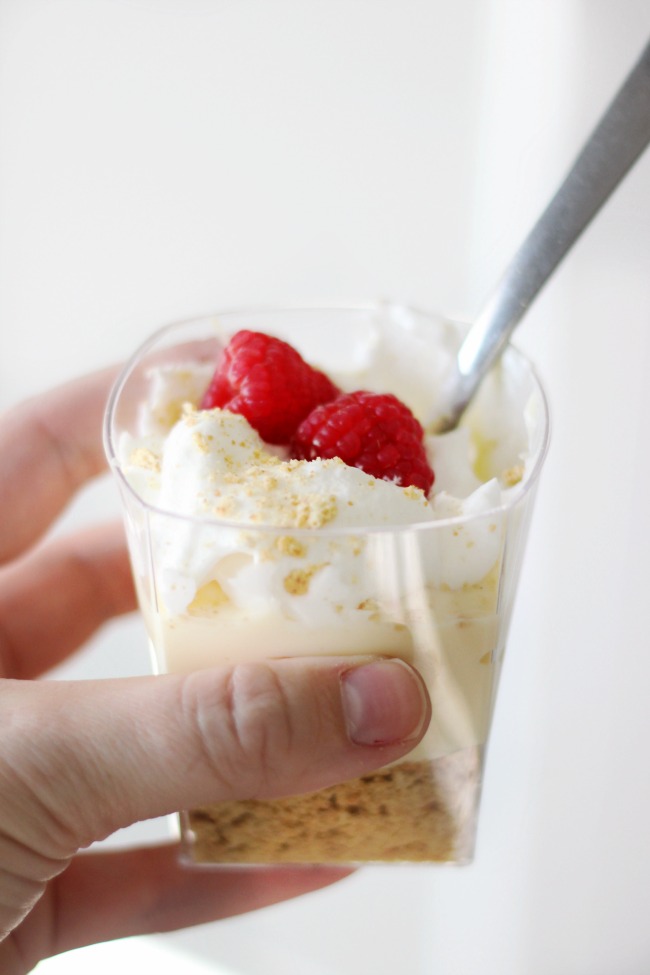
[291,390,434,494]
[200,330,339,444]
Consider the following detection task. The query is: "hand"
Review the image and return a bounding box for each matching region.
[0,370,430,974]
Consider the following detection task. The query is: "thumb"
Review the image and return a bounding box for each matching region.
[0,657,429,857]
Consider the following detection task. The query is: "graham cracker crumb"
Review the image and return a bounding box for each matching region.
[181,403,200,425]
[192,431,214,453]
[129,447,161,472]
[402,485,427,504]
[185,752,480,864]
[275,536,307,558]
[283,564,326,596]
[501,464,525,487]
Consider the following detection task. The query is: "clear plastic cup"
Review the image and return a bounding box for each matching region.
[104,304,549,865]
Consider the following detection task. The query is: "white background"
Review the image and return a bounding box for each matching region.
[2,2,650,974]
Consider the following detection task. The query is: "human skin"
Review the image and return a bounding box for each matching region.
[0,369,430,975]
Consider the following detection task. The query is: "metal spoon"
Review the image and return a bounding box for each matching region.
[433,38,650,433]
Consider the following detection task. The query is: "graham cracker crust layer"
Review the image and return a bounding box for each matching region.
[184,750,480,865]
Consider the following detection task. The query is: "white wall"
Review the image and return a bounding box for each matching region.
[2,2,650,974]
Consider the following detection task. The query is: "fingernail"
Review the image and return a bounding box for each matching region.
[340,659,429,746]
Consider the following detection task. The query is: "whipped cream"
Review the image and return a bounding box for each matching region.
[118,310,544,622]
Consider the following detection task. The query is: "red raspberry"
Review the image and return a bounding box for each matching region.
[200,330,339,444]
[291,390,434,494]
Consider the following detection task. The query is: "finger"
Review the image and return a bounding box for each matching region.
[0,367,118,565]
[0,524,136,680]
[1,657,430,858]
[45,845,351,959]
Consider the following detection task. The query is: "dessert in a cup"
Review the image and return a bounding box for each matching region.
[104,304,548,865]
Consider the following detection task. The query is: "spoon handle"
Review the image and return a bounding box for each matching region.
[438,38,650,431]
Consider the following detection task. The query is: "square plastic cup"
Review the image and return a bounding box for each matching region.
[103,304,549,865]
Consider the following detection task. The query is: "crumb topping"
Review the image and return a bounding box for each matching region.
[283,563,327,595]
[275,536,308,558]
[402,485,426,503]
[129,447,161,472]
[192,431,214,453]
[501,464,525,487]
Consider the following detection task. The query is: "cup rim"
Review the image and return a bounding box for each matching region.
[103,303,550,536]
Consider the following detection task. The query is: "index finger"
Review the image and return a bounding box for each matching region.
[0,367,119,565]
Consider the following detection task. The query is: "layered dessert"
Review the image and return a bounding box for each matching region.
[108,305,547,864]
